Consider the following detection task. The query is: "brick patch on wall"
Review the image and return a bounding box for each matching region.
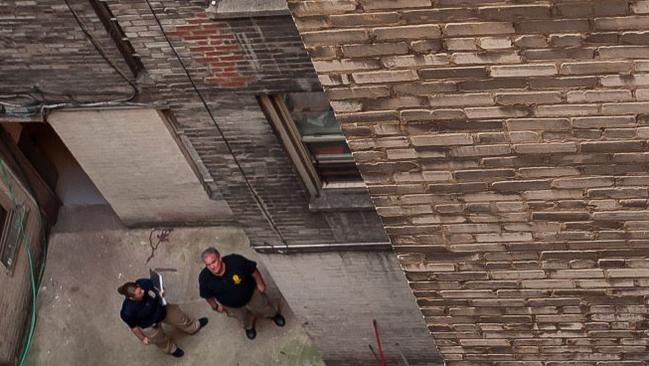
[166,12,256,89]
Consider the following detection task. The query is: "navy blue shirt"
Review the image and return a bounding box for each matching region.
[199,254,257,308]
[120,279,166,329]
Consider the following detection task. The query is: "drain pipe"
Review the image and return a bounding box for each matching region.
[253,241,392,254]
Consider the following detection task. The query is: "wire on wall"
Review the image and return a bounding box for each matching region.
[142,0,289,248]
[63,0,138,94]
[0,0,141,119]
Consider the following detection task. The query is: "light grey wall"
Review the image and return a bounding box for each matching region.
[261,250,442,366]
[48,109,232,225]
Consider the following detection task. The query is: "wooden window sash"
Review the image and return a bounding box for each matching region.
[315,154,355,164]
[259,95,321,197]
[0,204,27,274]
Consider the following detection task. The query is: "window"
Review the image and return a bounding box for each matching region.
[0,204,27,273]
[260,92,362,197]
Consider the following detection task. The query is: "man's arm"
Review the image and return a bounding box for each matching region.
[130,327,150,344]
[206,297,225,313]
[251,270,266,293]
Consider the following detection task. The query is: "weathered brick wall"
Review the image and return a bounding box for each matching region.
[1,1,398,363]
[287,0,649,364]
[1,1,121,362]
[189,95,337,244]
[2,0,387,246]
[0,159,45,364]
[106,0,388,246]
[0,0,132,102]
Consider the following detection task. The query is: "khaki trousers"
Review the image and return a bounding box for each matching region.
[223,289,277,329]
[140,304,200,354]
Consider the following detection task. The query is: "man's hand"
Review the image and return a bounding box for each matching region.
[252,270,267,293]
[206,298,224,313]
[257,283,266,293]
[213,304,225,313]
[131,327,149,345]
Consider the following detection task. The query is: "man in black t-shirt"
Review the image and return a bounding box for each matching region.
[118,278,209,357]
[198,247,285,340]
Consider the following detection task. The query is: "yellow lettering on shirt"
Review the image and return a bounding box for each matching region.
[232,274,241,285]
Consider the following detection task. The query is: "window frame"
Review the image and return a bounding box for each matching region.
[259,94,361,197]
[0,202,28,274]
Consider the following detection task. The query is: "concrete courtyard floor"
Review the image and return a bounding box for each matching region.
[24,210,325,366]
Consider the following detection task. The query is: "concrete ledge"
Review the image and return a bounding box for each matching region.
[309,187,375,212]
[207,0,289,19]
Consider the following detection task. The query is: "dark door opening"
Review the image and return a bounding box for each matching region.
[0,123,117,231]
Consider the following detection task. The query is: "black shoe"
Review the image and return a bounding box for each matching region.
[198,317,209,330]
[171,348,184,358]
[271,313,285,327]
[245,327,257,340]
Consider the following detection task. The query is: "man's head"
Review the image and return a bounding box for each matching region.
[201,247,224,276]
[117,282,145,302]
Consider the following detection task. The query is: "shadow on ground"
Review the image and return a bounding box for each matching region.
[25,222,325,366]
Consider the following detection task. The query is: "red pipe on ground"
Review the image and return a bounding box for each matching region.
[373,319,387,366]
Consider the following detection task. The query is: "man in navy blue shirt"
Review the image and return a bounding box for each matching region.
[118,278,208,357]
[198,247,285,340]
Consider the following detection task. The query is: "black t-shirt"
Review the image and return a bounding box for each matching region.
[199,254,257,308]
[120,279,166,329]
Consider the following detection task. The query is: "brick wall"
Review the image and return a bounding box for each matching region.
[0,159,45,364]
[0,0,132,102]
[1,1,402,363]
[0,2,107,361]
[2,0,387,247]
[287,1,649,365]
[105,0,388,246]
